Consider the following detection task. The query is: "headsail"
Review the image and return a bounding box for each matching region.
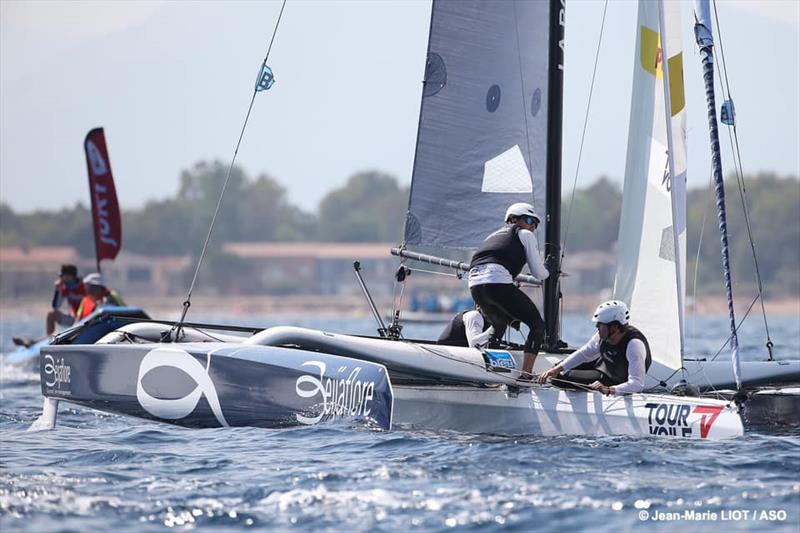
[84,128,122,269]
[404,0,551,250]
[614,1,687,370]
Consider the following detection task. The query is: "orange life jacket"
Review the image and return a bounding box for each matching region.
[76,289,124,320]
[76,295,99,320]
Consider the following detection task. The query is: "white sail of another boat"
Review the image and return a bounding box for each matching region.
[614,0,687,371]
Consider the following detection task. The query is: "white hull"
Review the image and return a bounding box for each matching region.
[392,384,743,439]
[647,358,800,391]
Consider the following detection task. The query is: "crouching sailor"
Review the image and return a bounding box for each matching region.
[538,300,651,395]
[437,306,494,348]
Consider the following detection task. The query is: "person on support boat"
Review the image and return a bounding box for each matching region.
[538,300,652,395]
[437,305,494,348]
[12,264,86,347]
[75,273,126,320]
[468,202,550,380]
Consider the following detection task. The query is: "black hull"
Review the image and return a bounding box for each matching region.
[41,343,394,430]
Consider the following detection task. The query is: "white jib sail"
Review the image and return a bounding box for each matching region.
[614,0,687,370]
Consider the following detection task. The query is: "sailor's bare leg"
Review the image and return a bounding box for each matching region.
[521,351,538,380]
[46,310,57,336]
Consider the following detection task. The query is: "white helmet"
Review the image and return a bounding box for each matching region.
[83,273,106,288]
[592,300,629,325]
[504,202,540,224]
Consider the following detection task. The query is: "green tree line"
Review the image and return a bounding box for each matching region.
[1,162,797,294]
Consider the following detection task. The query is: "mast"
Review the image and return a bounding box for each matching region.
[544,0,565,350]
[694,0,741,388]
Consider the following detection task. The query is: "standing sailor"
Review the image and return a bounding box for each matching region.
[538,300,652,395]
[468,202,550,380]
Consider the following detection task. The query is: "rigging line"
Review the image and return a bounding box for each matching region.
[173,0,288,332]
[709,294,759,362]
[711,0,773,348]
[643,369,681,393]
[406,266,461,278]
[561,0,609,256]
[691,167,714,343]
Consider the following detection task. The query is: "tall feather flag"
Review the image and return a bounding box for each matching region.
[84,128,122,269]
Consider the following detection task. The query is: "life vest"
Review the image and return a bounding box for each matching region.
[437,310,491,347]
[594,325,652,385]
[469,225,526,278]
[55,280,86,315]
[75,290,124,320]
[76,295,98,320]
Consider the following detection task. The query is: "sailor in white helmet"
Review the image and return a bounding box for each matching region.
[468,202,550,380]
[538,300,652,395]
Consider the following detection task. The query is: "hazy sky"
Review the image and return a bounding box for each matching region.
[1,0,798,214]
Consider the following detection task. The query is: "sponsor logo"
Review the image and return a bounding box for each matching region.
[295,361,376,425]
[692,405,724,439]
[43,354,71,392]
[85,140,108,175]
[92,181,118,248]
[136,348,228,426]
[645,403,724,438]
[485,350,516,370]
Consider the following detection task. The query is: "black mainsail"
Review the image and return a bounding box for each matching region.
[402,0,564,347]
[404,0,552,249]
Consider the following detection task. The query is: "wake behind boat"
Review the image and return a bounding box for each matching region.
[30,0,798,439]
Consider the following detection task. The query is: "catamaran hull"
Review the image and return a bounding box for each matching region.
[392,385,742,439]
[649,359,800,391]
[37,342,742,439]
[39,343,394,430]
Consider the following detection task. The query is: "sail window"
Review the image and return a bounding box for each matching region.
[486,84,501,112]
[423,52,447,97]
[531,88,542,117]
[481,145,533,193]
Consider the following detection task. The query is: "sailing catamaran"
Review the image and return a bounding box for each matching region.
[31,0,798,439]
[8,128,148,366]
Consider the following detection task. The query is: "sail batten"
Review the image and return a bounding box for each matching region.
[404,0,551,250]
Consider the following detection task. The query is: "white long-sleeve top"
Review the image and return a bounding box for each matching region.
[462,309,495,348]
[468,228,550,287]
[559,332,647,395]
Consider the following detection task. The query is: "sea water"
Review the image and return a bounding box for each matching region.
[1,314,798,532]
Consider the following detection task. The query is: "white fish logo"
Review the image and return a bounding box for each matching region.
[136,348,228,426]
[43,354,57,387]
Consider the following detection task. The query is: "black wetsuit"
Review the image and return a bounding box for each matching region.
[469,226,545,354]
[437,310,491,347]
